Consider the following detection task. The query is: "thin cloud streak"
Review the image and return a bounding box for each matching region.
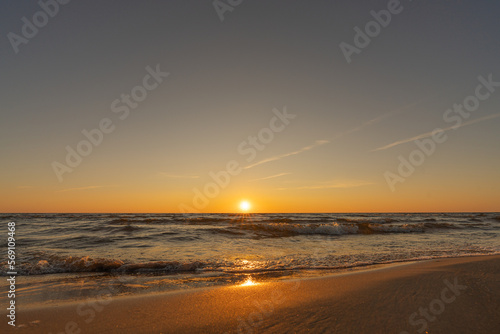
[57,186,112,192]
[276,180,374,190]
[243,97,435,171]
[330,94,441,140]
[159,173,200,179]
[249,173,291,182]
[332,112,393,140]
[244,140,329,169]
[372,113,500,152]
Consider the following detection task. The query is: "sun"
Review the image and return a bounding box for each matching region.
[239,200,251,212]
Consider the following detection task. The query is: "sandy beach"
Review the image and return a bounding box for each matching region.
[3,255,499,334]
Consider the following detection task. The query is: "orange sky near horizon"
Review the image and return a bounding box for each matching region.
[2,173,499,213]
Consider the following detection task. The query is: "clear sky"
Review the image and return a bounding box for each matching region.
[1,0,499,213]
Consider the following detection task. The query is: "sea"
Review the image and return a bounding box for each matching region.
[1,212,499,307]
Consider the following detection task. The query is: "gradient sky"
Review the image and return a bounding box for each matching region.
[1,0,499,213]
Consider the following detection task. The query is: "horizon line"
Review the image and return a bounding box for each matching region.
[2,211,498,214]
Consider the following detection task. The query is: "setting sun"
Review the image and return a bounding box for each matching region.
[239,200,251,212]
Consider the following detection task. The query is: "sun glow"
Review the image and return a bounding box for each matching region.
[239,200,251,212]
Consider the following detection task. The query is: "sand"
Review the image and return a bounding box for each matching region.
[3,255,499,333]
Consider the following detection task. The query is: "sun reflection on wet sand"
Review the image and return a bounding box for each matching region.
[239,277,258,287]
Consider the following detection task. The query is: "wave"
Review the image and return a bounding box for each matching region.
[222,252,500,274]
[10,213,498,227]
[4,249,499,276]
[107,218,171,225]
[422,222,460,229]
[335,217,399,224]
[239,222,361,236]
[185,217,232,224]
[224,221,467,237]
[119,225,143,232]
[0,254,207,275]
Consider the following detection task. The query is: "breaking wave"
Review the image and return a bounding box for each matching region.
[3,248,499,276]
[1,253,207,275]
[224,221,473,237]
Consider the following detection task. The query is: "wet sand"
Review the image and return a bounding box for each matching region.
[4,255,499,333]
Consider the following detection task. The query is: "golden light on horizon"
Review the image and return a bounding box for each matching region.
[239,200,251,212]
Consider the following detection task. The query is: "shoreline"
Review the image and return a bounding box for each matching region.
[3,254,499,333]
[11,252,499,310]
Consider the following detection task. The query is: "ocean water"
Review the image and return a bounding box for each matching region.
[1,213,499,306]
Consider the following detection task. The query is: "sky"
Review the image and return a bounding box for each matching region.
[1,0,499,213]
